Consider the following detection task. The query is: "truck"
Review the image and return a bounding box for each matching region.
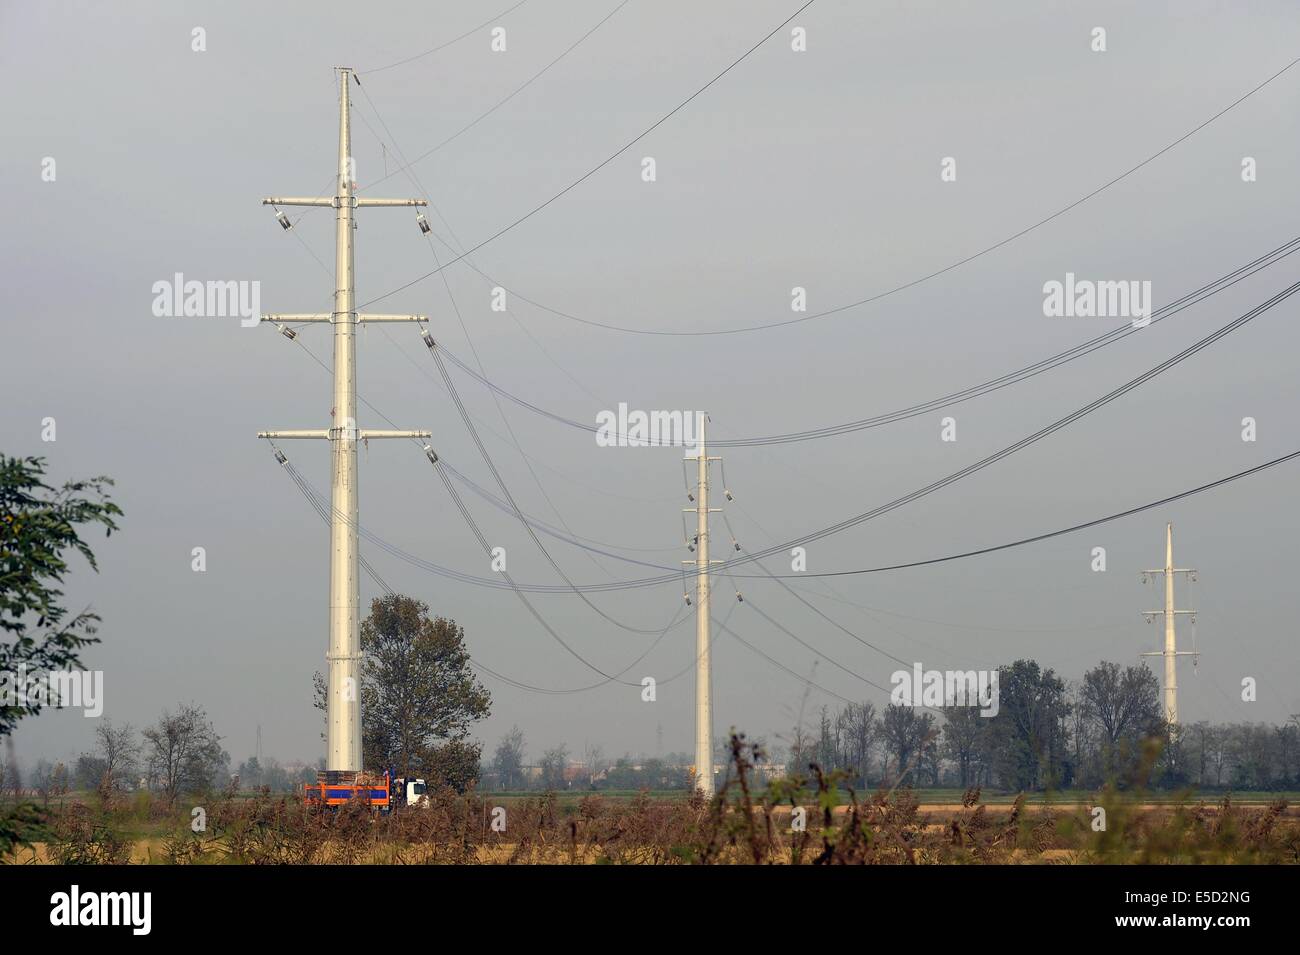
[301,770,428,812]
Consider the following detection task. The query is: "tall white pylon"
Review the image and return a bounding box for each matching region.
[684,414,721,796]
[1141,522,1199,725]
[258,67,430,772]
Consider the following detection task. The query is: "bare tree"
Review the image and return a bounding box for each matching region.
[94,719,138,791]
[786,721,814,777]
[142,704,228,804]
[31,759,54,806]
[581,742,608,788]
[842,702,879,786]
[492,725,526,790]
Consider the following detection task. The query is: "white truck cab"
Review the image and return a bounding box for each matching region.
[403,777,428,808]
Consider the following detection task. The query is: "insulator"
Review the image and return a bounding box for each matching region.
[423,444,439,465]
[733,541,741,552]
[416,212,432,235]
[420,326,435,350]
[724,489,734,501]
[736,592,743,602]
[687,493,694,502]
[276,211,292,231]
[683,594,692,606]
[274,450,287,465]
[278,324,297,341]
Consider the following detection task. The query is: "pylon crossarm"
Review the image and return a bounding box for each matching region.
[262,314,331,323]
[358,430,430,439]
[258,430,329,439]
[261,197,424,208]
[356,198,427,207]
[358,314,426,323]
[262,197,333,207]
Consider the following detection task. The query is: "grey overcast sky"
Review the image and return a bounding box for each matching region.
[4,0,1300,770]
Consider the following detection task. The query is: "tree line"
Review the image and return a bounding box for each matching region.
[797,659,1300,791]
[1,705,234,804]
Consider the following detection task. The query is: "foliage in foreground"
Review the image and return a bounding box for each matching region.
[6,733,1300,865]
[0,454,121,854]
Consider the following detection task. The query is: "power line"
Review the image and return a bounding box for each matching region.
[270,207,1300,596]
[358,49,1299,327]
[277,428,1300,598]
[754,447,1300,580]
[352,81,656,593]
[715,278,1300,571]
[426,334,676,631]
[428,234,1300,446]
[719,511,914,670]
[357,0,819,309]
[710,610,855,707]
[274,441,692,695]
[358,0,533,76]
[431,277,1300,590]
[361,0,632,181]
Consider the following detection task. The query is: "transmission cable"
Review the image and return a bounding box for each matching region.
[359,49,1299,327]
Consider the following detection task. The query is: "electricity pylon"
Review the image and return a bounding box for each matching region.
[258,67,430,772]
[683,414,721,796]
[1141,522,1199,725]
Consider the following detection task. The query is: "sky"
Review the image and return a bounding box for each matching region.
[3,0,1300,772]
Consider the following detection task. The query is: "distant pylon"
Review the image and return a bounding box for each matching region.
[1141,522,1199,725]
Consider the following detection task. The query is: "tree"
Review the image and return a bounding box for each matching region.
[0,456,120,850]
[841,702,879,787]
[785,721,814,777]
[353,595,491,791]
[941,702,990,788]
[235,756,295,792]
[881,705,936,785]
[142,704,228,804]
[987,660,1071,791]
[492,725,526,790]
[0,456,121,738]
[420,739,482,793]
[31,759,54,805]
[581,742,608,788]
[93,719,138,791]
[74,754,108,791]
[539,744,569,791]
[815,707,838,773]
[1078,661,1164,786]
